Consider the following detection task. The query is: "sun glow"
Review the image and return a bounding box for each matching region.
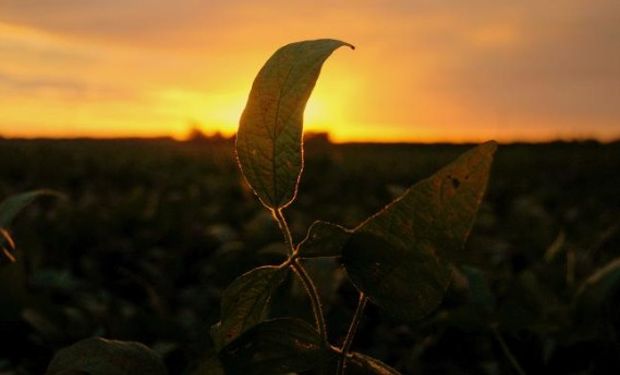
[152,89,247,137]
[1,2,618,142]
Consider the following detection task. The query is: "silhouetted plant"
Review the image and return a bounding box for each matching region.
[31,39,620,375]
[210,39,496,374]
[0,190,59,264]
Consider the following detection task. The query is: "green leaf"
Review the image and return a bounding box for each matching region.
[574,257,620,319]
[46,337,167,375]
[236,39,354,209]
[298,220,352,258]
[0,190,61,228]
[212,266,287,349]
[343,142,497,322]
[219,318,326,374]
[346,352,400,375]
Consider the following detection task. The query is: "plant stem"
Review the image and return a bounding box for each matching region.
[291,259,329,344]
[273,208,329,345]
[492,326,527,375]
[337,293,367,375]
[273,208,295,255]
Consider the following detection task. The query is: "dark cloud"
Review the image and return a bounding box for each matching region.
[421,0,620,126]
[0,72,136,101]
[0,73,83,92]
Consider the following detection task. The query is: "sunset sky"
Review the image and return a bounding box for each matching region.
[1,0,618,142]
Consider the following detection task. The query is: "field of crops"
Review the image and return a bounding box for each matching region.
[0,138,618,374]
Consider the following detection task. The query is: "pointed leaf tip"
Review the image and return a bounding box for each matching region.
[213,266,287,350]
[0,190,63,228]
[236,39,353,209]
[343,142,497,322]
[298,221,352,258]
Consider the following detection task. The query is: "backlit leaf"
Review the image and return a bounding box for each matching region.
[236,39,354,209]
[212,265,287,349]
[46,337,167,375]
[346,352,400,375]
[298,220,352,258]
[219,318,326,374]
[325,352,400,374]
[0,190,61,228]
[343,142,497,321]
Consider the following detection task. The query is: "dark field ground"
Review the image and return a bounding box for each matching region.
[0,138,619,374]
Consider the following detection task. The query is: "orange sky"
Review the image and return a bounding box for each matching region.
[0,0,619,142]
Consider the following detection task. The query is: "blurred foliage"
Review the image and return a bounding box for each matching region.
[0,138,619,374]
[46,337,167,375]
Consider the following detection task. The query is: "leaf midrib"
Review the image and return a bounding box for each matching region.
[270,63,295,206]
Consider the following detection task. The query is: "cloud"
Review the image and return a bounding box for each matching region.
[0,72,137,101]
[0,0,618,139]
[0,73,84,93]
[419,0,620,127]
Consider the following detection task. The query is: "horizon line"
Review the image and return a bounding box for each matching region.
[1,134,619,146]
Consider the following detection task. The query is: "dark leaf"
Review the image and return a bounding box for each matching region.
[343,142,497,321]
[325,352,400,374]
[346,352,401,374]
[46,337,167,375]
[212,266,287,349]
[219,318,326,374]
[298,220,352,258]
[0,190,61,228]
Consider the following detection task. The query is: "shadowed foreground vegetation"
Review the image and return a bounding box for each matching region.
[0,138,619,374]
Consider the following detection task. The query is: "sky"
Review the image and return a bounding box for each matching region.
[0,0,619,142]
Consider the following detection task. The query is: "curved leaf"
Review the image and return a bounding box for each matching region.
[46,337,167,375]
[298,220,352,258]
[219,318,326,374]
[0,189,61,228]
[325,352,400,374]
[236,39,354,209]
[574,257,620,319]
[346,352,400,375]
[343,142,497,322]
[212,266,287,349]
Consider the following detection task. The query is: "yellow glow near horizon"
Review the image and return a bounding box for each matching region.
[0,1,618,142]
